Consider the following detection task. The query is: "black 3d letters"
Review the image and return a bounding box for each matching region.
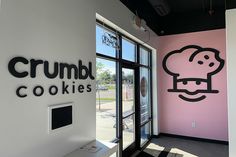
[8,57,29,78]
[8,56,94,98]
[16,86,27,98]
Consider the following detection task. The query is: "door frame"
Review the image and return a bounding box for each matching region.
[121,64,140,157]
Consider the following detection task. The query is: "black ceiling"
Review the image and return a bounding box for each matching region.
[120,0,236,36]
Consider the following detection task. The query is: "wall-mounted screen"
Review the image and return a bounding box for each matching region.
[49,103,73,131]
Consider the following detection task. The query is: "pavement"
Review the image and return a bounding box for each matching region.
[96,100,135,149]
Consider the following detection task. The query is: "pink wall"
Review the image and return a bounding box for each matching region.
[157,29,228,141]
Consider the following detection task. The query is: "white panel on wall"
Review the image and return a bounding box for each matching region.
[226,8,236,157]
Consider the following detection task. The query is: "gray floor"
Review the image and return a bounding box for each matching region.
[136,136,228,157]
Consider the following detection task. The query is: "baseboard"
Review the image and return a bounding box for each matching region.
[131,150,141,157]
[152,133,228,145]
[152,134,161,138]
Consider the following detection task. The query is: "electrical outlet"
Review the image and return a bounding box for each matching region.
[192,121,196,128]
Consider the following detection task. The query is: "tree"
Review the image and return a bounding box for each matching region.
[112,74,116,82]
[96,61,113,111]
[96,62,104,75]
[126,74,133,84]
[99,70,112,84]
[96,61,112,84]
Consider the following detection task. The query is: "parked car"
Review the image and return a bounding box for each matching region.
[96,85,108,91]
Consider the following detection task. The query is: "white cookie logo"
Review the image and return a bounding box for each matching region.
[162,45,224,102]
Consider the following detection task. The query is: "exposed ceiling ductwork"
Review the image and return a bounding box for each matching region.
[120,0,234,36]
[147,0,170,16]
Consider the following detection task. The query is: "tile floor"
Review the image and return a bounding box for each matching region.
[135,136,228,157]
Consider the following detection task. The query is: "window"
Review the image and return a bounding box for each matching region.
[122,38,136,62]
[96,25,117,57]
[140,67,150,124]
[140,47,150,66]
[96,58,116,141]
[96,21,153,155]
[139,46,152,145]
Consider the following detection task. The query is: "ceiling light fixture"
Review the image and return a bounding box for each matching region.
[133,14,147,31]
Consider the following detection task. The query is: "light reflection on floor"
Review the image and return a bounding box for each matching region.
[141,137,228,157]
[144,143,199,157]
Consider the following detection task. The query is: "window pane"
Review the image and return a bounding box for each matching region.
[122,68,135,117]
[123,114,135,149]
[140,47,149,66]
[122,38,136,62]
[141,122,151,145]
[96,25,117,57]
[96,58,116,141]
[140,67,150,124]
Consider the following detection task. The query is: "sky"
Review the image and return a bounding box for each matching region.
[96,24,149,75]
[96,25,136,60]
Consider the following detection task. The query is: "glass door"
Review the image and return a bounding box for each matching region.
[122,67,137,156]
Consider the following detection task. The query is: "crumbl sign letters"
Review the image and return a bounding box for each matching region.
[8,56,95,98]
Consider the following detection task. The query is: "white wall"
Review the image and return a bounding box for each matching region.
[0,0,96,157]
[226,8,236,157]
[0,0,159,157]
